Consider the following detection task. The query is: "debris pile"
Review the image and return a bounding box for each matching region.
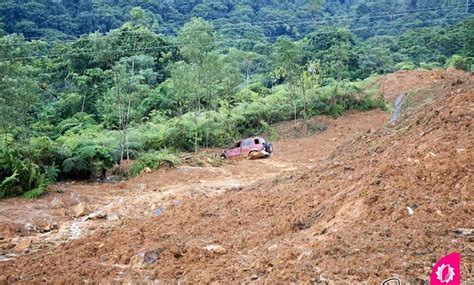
[0,70,472,283]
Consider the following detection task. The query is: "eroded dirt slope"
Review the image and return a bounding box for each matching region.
[0,69,472,283]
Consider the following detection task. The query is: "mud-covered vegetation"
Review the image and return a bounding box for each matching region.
[0,1,473,197]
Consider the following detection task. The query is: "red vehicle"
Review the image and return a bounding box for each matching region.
[221,137,273,159]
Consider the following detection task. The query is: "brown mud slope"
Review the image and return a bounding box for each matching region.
[379,68,471,103]
[0,70,473,283]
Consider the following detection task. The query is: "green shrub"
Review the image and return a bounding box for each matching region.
[234,88,260,103]
[62,144,115,179]
[29,136,67,167]
[208,155,225,167]
[419,62,442,70]
[129,150,180,177]
[0,147,58,199]
[395,61,416,70]
[23,165,59,199]
[56,112,98,135]
[247,82,271,97]
[268,127,279,142]
[445,55,471,71]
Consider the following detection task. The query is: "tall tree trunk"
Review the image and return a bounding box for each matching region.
[205,87,212,149]
[115,71,125,174]
[294,98,297,123]
[194,69,203,153]
[3,131,8,152]
[302,84,308,133]
[291,87,297,123]
[81,94,86,113]
[126,98,131,161]
[304,95,307,122]
[194,101,200,153]
[119,112,125,173]
[194,115,198,153]
[124,35,137,161]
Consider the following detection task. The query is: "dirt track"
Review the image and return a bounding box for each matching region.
[0,69,472,283]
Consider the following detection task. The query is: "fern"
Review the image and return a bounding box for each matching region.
[23,174,48,199]
[56,112,98,134]
[0,146,57,199]
[0,170,19,198]
[63,156,87,173]
[61,143,115,179]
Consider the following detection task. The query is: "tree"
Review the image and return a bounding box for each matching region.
[0,21,5,36]
[228,48,257,86]
[130,7,158,31]
[99,55,156,167]
[307,0,324,16]
[274,37,305,122]
[0,34,44,142]
[167,61,200,116]
[303,27,358,80]
[178,17,220,151]
[72,68,109,114]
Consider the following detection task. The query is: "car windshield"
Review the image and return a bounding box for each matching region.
[242,139,253,146]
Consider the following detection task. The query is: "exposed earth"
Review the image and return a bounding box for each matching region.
[0,69,473,283]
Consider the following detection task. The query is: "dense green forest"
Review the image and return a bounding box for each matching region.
[1,0,473,41]
[0,0,473,198]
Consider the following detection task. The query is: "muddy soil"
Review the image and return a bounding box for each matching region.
[0,69,472,283]
[0,110,388,260]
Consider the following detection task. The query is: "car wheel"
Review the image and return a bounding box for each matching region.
[248,151,259,160]
[220,154,227,159]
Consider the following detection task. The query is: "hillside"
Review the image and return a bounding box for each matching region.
[1,1,473,282]
[1,70,472,283]
[1,0,472,40]
[1,8,473,201]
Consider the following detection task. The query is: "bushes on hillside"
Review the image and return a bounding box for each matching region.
[62,144,115,180]
[128,77,386,152]
[0,144,58,199]
[395,61,416,71]
[128,150,180,177]
[445,55,473,71]
[0,74,386,199]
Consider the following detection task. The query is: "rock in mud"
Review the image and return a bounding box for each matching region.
[69,223,82,240]
[38,223,59,233]
[129,250,163,269]
[86,212,107,220]
[13,238,32,252]
[203,244,227,254]
[20,223,36,236]
[72,202,90,217]
[50,197,62,209]
[143,250,162,264]
[106,214,120,221]
[453,228,473,236]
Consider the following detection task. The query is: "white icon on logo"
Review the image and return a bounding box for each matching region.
[436,264,455,283]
